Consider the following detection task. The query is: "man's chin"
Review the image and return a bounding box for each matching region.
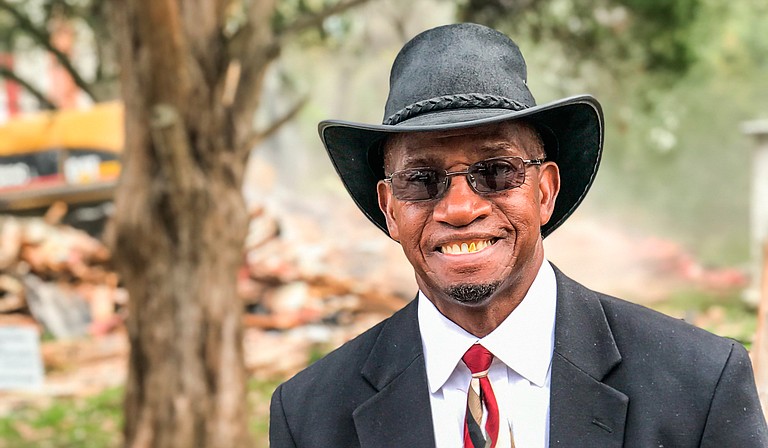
[445,282,501,305]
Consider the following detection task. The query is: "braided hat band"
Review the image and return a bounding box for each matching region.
[383,94,529,126]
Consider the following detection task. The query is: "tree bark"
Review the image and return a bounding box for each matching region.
[109,0,374,445]
[110,1,276,446]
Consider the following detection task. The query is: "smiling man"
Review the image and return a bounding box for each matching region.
[269,24,767,448]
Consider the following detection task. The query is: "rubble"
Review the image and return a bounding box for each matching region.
[0,275,23,313]
[0,195,752,398]
[0,200,412,393]
[0,214,119,340]
[544,216,749,302]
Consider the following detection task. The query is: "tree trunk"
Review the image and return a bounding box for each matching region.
[110,1,276,446]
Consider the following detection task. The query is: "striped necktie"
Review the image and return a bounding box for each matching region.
[462,344,500,448]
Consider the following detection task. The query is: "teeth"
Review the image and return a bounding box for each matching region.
[440,239,493,255]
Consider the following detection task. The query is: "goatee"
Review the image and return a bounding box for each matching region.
[446,282,500,304]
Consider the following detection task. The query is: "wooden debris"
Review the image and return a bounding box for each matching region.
[0,275,24,313]
[23,275,91,339]
[43,201,68,225]
[0,217,22,270]
[0,208,412,388]
[41,332,128,373]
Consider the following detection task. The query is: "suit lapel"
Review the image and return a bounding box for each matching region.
[549,266,628,447]
[353,299,436,448]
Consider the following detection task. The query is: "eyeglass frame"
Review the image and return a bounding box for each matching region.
[382,156,546,202]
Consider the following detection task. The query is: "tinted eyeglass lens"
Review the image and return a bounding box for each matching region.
[390,169,446,201]
[470,158,525,193]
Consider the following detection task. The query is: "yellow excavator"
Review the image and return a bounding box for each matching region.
[0,102,123,232]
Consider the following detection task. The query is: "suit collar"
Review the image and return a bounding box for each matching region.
[549,265,628,447]
[360,298,424,390]
[354,299,436,447]
[551,264,621,379]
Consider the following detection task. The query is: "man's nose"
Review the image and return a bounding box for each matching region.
[432,175,492,227]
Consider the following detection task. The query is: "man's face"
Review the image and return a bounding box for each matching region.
[377,121,560,320]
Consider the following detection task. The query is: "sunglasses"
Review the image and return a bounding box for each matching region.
[383,156,545,202]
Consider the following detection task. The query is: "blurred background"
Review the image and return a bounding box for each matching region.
[0,0,767,446]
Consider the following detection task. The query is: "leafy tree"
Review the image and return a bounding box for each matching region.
[458,0,702,79]
[1,0,369,446]
[0,0,117,108]
[109,1,369,446]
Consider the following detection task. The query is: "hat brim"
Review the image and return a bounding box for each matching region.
[318,95,604,239]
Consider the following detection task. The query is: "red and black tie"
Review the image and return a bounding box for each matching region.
[462,344,500,448]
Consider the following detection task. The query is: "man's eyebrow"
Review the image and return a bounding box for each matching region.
[396,141,523,169]
[399,155,439,167]
[476,141,521,153]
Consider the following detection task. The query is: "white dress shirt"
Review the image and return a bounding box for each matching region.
[418,261,557,448]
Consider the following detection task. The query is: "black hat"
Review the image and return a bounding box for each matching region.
[318,23,603,238]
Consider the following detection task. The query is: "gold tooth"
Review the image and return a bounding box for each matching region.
[469,242,476,252]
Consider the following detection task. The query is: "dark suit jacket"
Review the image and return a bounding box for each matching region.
[270,266,768,447]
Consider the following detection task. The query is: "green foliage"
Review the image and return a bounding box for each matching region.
[273,0,355,45]
[0,387,123,448]
[0,380,281,448]
[598,0,767,264]
[623,0,699,73]
[650,288,757,348]
[457,0,768,264]
[459,0,703,78]
[248,378,281,446]
[0,0,118,103]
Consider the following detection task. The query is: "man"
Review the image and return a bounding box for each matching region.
[269,23,767,447]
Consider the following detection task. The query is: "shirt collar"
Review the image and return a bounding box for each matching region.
[418,260,557,393]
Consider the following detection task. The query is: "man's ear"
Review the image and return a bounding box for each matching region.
[538,162,560,225]
[377,181,400,242]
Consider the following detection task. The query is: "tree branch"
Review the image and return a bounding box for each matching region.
[0,65,57,109]
[278,0,371,37]
[0,0,98,102]
[240,96,308,154]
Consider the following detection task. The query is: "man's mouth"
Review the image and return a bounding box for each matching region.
[439,238,497,255]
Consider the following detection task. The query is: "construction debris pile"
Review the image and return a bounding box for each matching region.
[0,194,751,400]
[0,215,122,338]
[0,202,413,396]
[238,204,412,377]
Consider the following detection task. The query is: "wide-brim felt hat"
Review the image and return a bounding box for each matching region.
[318,23,604,238]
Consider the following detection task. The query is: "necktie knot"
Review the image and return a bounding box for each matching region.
[462,344,494,374]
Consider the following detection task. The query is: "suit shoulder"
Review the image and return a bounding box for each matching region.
[553,266,738,361]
